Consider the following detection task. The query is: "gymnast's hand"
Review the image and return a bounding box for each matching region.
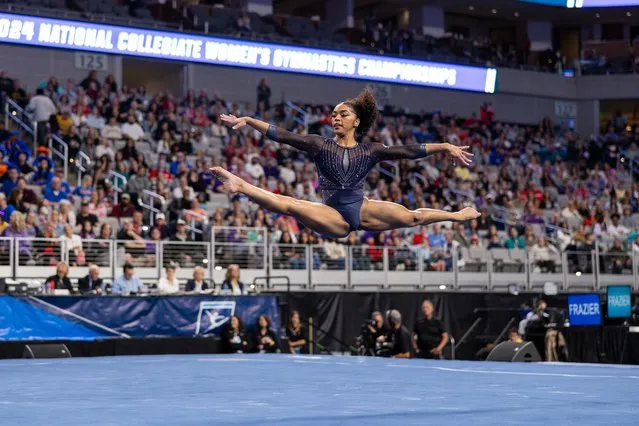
[447,144,474,166]
[220,114,248,130]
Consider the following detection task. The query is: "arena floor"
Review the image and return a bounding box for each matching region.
[2,354,638,425]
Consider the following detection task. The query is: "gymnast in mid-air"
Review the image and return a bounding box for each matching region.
[211,88,480,239]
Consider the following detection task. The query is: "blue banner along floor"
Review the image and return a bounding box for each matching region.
[0,295,280,340]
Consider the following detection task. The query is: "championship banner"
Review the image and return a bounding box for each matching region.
[0,12,497,93]
[19,295,280,339]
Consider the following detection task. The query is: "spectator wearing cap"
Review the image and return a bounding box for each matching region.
[111,193,136,218]
[43,176,69,203]
[153,213,170,239]
[76,201,99,231]
[157,264,180,294]
[170,219,193,242]
[5,130,31,164]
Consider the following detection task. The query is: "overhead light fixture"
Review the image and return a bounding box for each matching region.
[469,5,474,11]
[439,285,446,290]
[491,8,497,14]
[514,12,519,17]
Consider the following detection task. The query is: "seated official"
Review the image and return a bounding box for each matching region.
[413,300,449,359]
[157,264,180,294]
[220,264,247,295]
[77,264,103,294]
[286,310,307,355]
[387,309,412,359]
[185,266,212,293]
[43,261,74,293]
[111,263,147,295]
[254,314,279,353]
[226,315,249,353]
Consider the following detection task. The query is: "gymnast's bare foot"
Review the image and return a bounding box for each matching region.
[456,207,481,221]
[210,167,244,193]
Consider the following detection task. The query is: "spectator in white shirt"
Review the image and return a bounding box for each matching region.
[102,116,122,140]
[529,236,559,273]
[26,88,57,144]
[245,157,264,181]
[157,264,180,294]
[280,159,296,184]
[606,214,630,240]
[61,224,85,266]
[561,200,581,222]
[210,116,229,141]
[95,138,115,161]
[121,115,144,141]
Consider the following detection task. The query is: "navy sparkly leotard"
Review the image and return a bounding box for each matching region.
[267,125,430,232]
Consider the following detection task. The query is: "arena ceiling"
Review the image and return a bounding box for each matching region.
[274,0,639,25]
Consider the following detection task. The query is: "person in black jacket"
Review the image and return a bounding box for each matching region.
[254,314,279,353]
[77,264,103,294]
[43,261,74,294]
[226,315,249,353]
[185,266,212,293]
[286,310,307,355]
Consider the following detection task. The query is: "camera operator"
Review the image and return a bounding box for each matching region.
[413,300,449,359]
[525,299,567,361]
[387,309,412,359]
[358,311,389,356]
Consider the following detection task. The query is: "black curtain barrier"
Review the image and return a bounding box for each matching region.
[279,292,639,364]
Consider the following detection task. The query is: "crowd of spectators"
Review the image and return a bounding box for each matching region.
[0,68,638,283]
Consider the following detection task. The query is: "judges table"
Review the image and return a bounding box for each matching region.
[527,325,639,364]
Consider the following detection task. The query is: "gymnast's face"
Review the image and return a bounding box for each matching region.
[332,103,360,137]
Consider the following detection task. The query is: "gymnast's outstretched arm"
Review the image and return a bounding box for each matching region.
[372,142,473,165]
[220,114,323,155]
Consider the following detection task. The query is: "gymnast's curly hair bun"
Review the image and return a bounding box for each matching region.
[345,87,378,137]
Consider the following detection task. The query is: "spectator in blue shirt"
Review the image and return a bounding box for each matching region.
[169,152,192,175]
[413,122,434,143]
[32,156,54,186]
[110,263,147,295]
[73,174,94,200]
[5,131,31,164]
[428,224,446,249]
[2,166,19,196]
[0,193,15,224]
[43,177,69,203]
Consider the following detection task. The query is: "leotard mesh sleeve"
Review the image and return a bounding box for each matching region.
[370,143,430,162]
[266,125,324,156]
